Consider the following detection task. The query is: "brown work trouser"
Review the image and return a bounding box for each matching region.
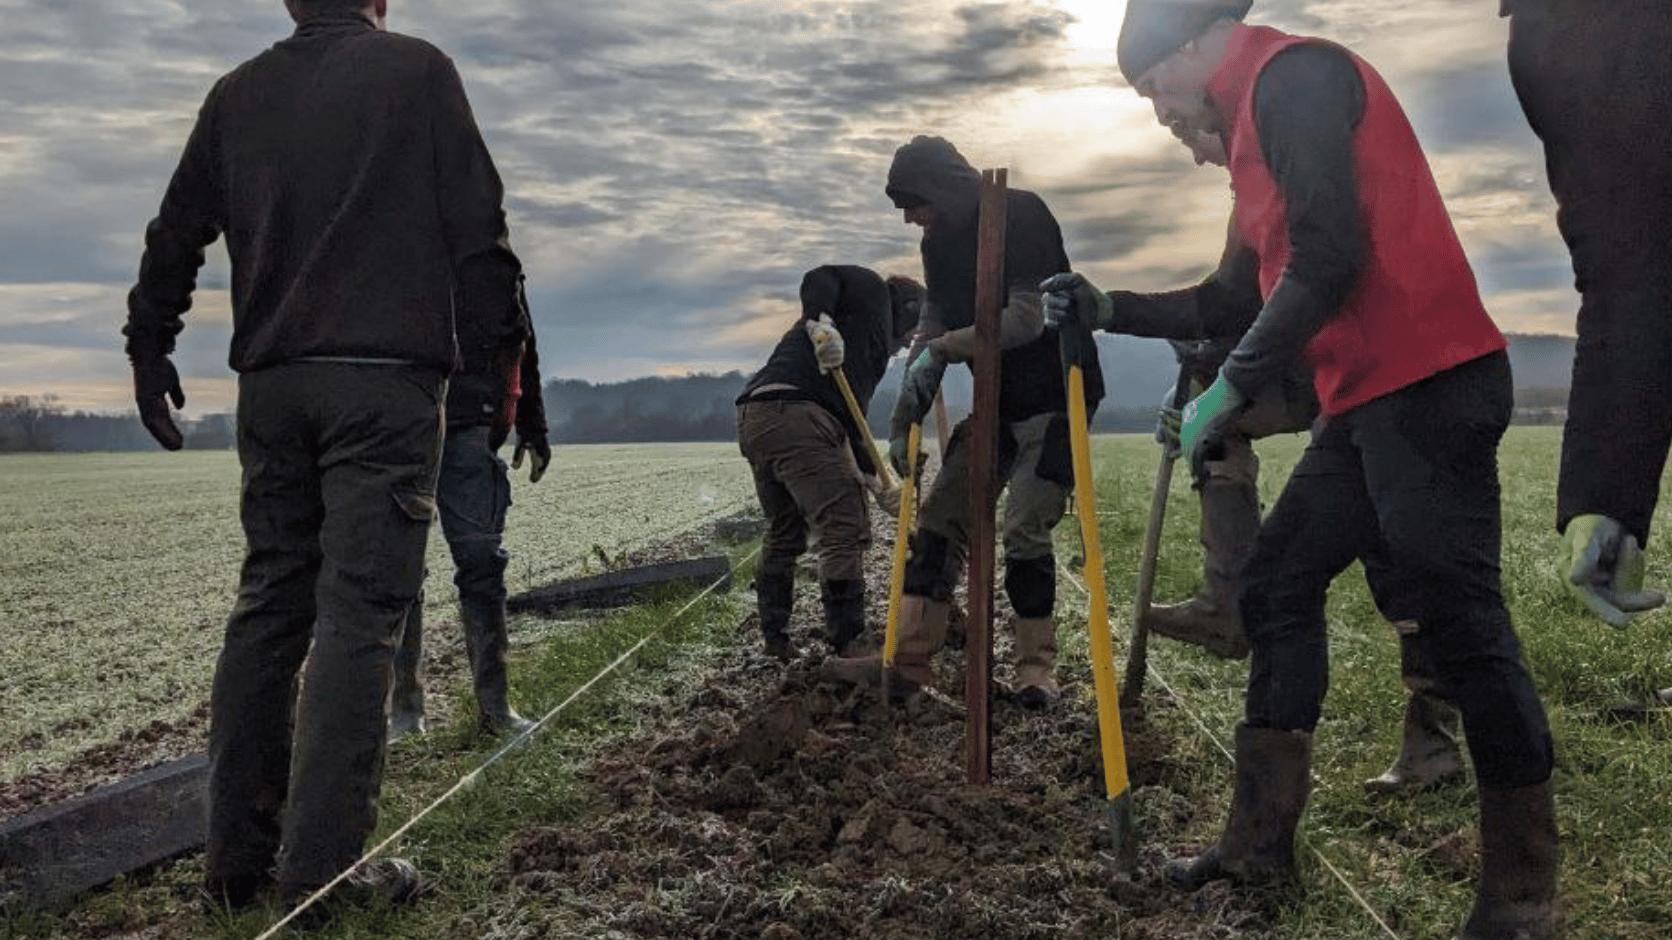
[737,398,871,582]
[206,362,443,892]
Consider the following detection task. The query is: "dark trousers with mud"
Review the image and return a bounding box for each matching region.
[1239,351,1553,789]
[1509,0,1672,544]
[205,363,443,895]
[737,398,871,654]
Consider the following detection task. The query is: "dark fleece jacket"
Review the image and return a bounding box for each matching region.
[739,265,895,475]
[886,136,1103,423]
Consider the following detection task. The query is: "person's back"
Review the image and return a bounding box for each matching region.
[126,0,527,922]
[131,5,523,378]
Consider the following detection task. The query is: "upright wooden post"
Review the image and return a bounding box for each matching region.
[965,168,1006,785]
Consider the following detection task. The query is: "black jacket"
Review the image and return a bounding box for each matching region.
[886,137,1102,422]
[739,265,895,475]
[124,13,527,374]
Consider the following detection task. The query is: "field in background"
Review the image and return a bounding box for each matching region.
[0,443,755,784]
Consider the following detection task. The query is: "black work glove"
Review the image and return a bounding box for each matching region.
[132,354,185,451]
[511,430,551,483]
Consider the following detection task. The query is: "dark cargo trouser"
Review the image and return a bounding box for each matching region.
[1508,0,1672,544]
[393,424,513,713]
[737,399,870,583]
[911,411,1069,617]
[206,362,444,892]
[1239,352,1553,790]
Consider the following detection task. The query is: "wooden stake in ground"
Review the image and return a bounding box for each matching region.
[1060,316,1137,874]
[964,168,1006,785]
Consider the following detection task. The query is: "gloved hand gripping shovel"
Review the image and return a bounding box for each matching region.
[1060,320,1137,875]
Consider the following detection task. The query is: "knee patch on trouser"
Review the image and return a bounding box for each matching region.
[1005,555,1056,618]
[904,529,958,602]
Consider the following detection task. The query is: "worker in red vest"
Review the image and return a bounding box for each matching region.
[1043,4,1558,938]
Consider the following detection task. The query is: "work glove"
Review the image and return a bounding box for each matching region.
[1156,374,1209,456]
[511,430,551,484]
[131,354,185,451]
[1561,514,1666,627]
[864,474,902,516]
[895,347,947,431]
[804,314,845,373]
[1039,272,1116,333]
[1178,372,1246,477]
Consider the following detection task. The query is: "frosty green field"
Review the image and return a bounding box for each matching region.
[0,443,755,784]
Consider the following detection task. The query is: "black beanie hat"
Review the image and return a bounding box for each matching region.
[1118,0,1253,85]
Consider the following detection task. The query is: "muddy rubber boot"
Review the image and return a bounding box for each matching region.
[820,578,867,656]
[1168,724,1312,891]
[754,569,798,662]
[463,605,535,737]
[1366,632,1465,793]
[1012,616,1060,710]
[1142,471,1258,660]
[1456,780,1559,940]
[388,600,426,742]
[821,596,948,698]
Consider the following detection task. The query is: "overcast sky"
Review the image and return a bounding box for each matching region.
[0,0,1569,416]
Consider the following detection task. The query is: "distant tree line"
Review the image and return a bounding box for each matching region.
[0,379,1573,453]
[0,395,235,453]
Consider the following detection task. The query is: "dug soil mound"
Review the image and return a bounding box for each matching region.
[502,584,1279,939]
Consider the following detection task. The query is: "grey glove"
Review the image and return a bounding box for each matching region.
[1040,272,1116,332]
[894,346,947,433]
[804,313,845,372]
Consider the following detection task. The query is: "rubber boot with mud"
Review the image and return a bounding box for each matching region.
[1142,471,1259,660]
[388,599,426,742]
[754,569,798,662]
[1366,632,1465,793]
[1456,780,1559,940]
[820,578,867,656]
[821,595,948,700]
[1011,616,1060,710]
[1167,724,1312,891]
[463,604,535,737]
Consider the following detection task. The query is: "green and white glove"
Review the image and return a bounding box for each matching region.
[1561,514,1665,627]
[804,313,845,373]
[1039,272,1116,332]
[1178,372,1246,476]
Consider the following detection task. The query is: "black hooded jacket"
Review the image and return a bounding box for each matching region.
[886,137,1103,423]
[738,265,895,475]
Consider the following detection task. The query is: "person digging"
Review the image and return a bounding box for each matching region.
[736,266,923,661]
[824,135,1103,710]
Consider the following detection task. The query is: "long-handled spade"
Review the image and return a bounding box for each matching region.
[881,422,922,706]
[1059,321,1137,875]
[832,367,899,492]
[1120,359,1195,711]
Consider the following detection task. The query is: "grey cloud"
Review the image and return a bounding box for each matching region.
[1062,212,1176,265]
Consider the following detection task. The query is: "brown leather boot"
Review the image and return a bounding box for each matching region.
[1011,616,1060,709]
[1456,780,1559,940]
[821,596,948,697]
[1168,724,1312,890]
[1143,469,1258,660]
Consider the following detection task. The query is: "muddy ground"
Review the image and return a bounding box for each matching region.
[495,525,1279,940]
[3,514,1280,939]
